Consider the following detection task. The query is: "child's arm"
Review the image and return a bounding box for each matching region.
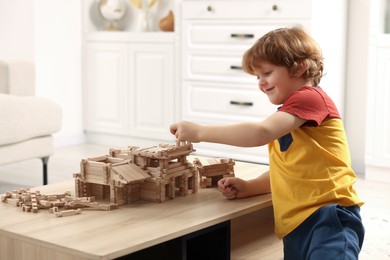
[170,111,305,147]
[218,171,271,199]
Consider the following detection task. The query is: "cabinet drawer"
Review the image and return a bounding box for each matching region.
[193,142,269,164]
[182,0,311,20]
[183,21,311,49]
[183,82,276,122]
[182,51,255,83]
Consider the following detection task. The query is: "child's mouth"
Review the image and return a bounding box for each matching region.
[264,87,275,94]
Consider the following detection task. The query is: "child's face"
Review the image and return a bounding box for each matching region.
[253,61,308,105]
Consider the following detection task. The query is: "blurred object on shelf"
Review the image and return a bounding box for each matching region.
[159,10,174,32]
[98,0,127,31]
[130,0,158,31]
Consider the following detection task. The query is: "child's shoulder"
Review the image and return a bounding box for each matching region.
[285,86,328,107]
[281,86,340,124]
[294,86,326,97]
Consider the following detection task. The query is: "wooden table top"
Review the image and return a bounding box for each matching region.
[0,158,271,259]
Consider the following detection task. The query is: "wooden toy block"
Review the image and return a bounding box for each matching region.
[49,207,59,213]
[30,192,39,213]
[22,205,32,212]
[202,178,212,187]
[194,157,235,188]
[4,198,20,206]
[109,146,139,159]
[71,197,117,211]
[55,208,82,217]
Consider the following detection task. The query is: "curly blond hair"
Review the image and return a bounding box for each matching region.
[242,27,324,86]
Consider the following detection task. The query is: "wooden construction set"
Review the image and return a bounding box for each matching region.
[0,188,114,217]
[74,141,199,205]
[1,142,235,216]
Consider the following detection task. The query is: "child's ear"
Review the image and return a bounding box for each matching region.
[297,60,308,76]
[291,60,308,77]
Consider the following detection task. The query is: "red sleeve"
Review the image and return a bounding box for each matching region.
[278,86,340,126]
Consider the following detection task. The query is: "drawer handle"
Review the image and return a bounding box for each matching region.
[207,5,213,12]
[230,101,253,107]
[272,4,278,11]
[230,65,243,70]
[230,33,254,39]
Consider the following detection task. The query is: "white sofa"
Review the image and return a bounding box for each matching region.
[0,60,62,185]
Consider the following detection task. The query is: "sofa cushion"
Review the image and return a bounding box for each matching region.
[0,93,62,146]
[0,61,35,96]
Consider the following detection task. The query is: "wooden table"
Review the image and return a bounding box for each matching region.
[0,159,273,260]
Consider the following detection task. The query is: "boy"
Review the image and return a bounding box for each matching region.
[170,27,364,259]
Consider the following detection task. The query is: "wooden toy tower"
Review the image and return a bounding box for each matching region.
[74,142,197,206]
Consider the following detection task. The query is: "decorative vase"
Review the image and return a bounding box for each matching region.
[137,8,153,31]
[159,10,174,32]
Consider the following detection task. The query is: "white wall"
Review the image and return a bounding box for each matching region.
[0,0,34,62]
[34,0,84,146]
[0,0,84,147]
[344,0,371,176]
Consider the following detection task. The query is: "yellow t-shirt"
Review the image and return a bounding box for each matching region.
[269,86,363,239]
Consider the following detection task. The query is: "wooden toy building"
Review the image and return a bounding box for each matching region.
[193,158,235,188]
[74,142,198,206]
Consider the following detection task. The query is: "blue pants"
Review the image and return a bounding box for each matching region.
[283,204,365,260]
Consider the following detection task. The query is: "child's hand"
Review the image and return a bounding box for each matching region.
[170,121,202,142]
[218,177,248,200]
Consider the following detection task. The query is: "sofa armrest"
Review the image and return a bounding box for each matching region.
[0,60,35,96]
[0,93,62,146]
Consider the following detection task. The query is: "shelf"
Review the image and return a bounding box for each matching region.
[84,31,175,43]
[231,207,283,259]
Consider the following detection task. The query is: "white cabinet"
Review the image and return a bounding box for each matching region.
[83,33,175,145]
[179,0,347,164]
[128,42,174,140]
[82,0,176,147]
[371,46,390,167]
[364,0,390,182]
[84,41,128,135]
[365,38,390,182]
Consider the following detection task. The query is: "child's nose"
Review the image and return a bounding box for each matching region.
[258,79,266,91]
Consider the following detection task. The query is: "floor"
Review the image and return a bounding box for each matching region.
[0,143,389,259]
